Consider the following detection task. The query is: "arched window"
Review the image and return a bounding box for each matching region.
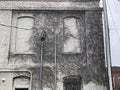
[63,17,81,53]
[13,76,30,90]
[16,17,34,53]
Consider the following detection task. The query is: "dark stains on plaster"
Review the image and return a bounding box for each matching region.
[84,10,107,85]
[31,10,107,86]
[29,66,55,90]
[10,10,107,89]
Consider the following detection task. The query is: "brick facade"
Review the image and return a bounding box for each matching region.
[112,67,120,90]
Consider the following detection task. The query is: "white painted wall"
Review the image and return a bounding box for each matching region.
[0,73,13,90]
[83,81,107,90]
[0,10,12,68]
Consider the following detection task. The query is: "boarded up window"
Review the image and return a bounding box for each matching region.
[16,17,34,53]
[63,76,82,90]
[63,17,80,53]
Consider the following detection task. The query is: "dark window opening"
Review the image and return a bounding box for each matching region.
[63,75,82,90]
[15,88,28,90]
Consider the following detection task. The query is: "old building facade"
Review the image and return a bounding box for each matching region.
[0,0,108,90]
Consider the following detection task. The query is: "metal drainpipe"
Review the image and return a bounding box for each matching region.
[102,0,113,90]
[54,30,57,90]
[40,41,43,90]
[40,31,46,90]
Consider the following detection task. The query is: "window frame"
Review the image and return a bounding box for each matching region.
[118,77,120,88]
[62,16,82,54]
[10,13,35,54]
[63,75,82,90]
[13,76,31,90]
[113,77,115,88]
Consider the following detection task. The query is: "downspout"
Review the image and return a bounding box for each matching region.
[54,29,57,90]
[102,0,113,90]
